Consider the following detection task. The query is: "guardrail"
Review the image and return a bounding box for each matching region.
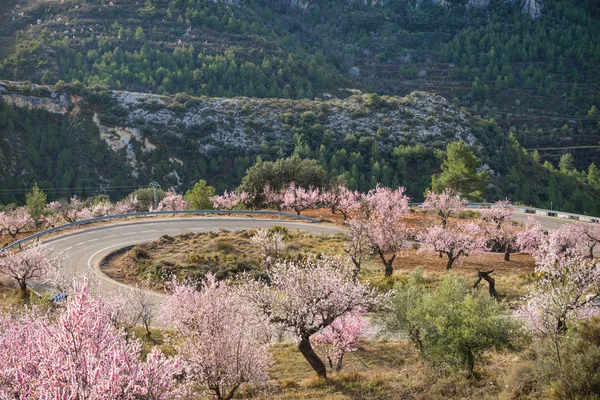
[409,202,598,223]
[0,209,320,253]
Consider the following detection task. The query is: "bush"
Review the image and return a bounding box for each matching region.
[383,273,520,376]
[529,317,600,399]
[269,225,289,239]
[216,239,235,253]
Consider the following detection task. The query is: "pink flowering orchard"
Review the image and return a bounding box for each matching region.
[320,185,362,221]
[241,256,388,379]
[0,207,34,238]
[310,311,368,372]
[421,189,467,228]
[47,195,93,223]
[281,182,320,215]
[210,190,249,210]
[163,275,271,400]
[0,280,181,399]
[0,242,59,299]
[419,223,487,270]
[152,190,188,211]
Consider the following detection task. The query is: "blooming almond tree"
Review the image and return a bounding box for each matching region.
[516,216,545,256]
[320,185,362,221]
[112,195,139,214]
[310,311,368,371]
[362,185,412,277]
[419,223,487,270]
[107,283,157,338]
[241,256,388,379]
[421,189,467,228]
[281,182,320,215]
[516,242,600,367]
[344,218,373,278]
[0,279,181,399]
[0,242,59,299]
[153,190,189,211]
[210,190,250,210]
[163,275,271,400]
[90,200,114,217]
[262,184,285,211]
[250,228,285,269]
[0,207,34,239]
[481,200,514,229]
[482,220,521,261]
[47,196,93,223]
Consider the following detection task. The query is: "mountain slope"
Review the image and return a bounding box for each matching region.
[1,80,599,215]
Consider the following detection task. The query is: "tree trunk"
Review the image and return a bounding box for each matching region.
[474,269,498,299]
[504,245,510,261]
[378,251,396,278]
[18,280,29,301]
[335,353,344,371]
[298,336,327,379]
[446,252,454,270]
[590,242,596,260]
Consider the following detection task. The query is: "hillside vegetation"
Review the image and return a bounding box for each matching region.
[2,80,600,214]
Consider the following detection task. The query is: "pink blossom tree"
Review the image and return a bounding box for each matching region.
[47,196,93,223]
[0,242,59,299]
[281,182,320,215]
[336,188,363,221]
[0,279,181,399]
[241,256,389,378]
[90,200,114,217]
[344,218,373,277]
[516,216,545,256]
[0,207,34,239]
[361,185,412,277]
[262,184,285,211]
[482,220,521,261]
[250,228,285,269]
[107,283,157,338]
[320,186,362,221]
[310,311,368,371]
[516,244,600,367]
[163,275,271,400]
[40,213,62,229]
[210,190,249,210]
[481,200,515,229]
[421,189,467,228]
[112,195,139,214]
[419,223,487,270]
[152,190,188,211]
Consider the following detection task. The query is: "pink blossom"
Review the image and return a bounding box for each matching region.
[310,311,368,371]
[262,184,285,211]
[320,185,362,221]
[151,191,188,211]
[419,222,487,270]
[481,200,514,229]
[0,279,182,399]
[112,195,139,214]
[241,256,390,378]
[344,217,373,277]
[516,216,544,255]
[46,196,93,223]
[163,275,271,400]
[364,185,409,220]
[421,189,467,227]
[210,190,249,210]
[281,182,320,215]
[0,242,59,297]
[0,207,34,239]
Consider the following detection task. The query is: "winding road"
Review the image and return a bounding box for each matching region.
[33,212,595,321]
[40,217,344,309]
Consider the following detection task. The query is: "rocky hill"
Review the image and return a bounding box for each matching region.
[2,79,599,216]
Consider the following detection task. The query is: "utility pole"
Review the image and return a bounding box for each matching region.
[149,182,161,209]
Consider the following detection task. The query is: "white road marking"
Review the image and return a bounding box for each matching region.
[87,242,168,299]
[141,230,157,233]
[65,246,73,251]
[124,232,139,236]
[58,251,64,256]
[75,242,85,246]
[104,235,116,238]
[87,238,98,242]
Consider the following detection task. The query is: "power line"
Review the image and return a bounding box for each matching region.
[0,185,144,193]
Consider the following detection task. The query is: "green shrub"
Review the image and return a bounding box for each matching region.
[456,210,481,220]
[269,225,289,239]
[383,273,520,376]
[216,239,235,253]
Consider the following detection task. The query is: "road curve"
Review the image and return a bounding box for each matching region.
[39,213,594,310]
[41,218,344,310]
